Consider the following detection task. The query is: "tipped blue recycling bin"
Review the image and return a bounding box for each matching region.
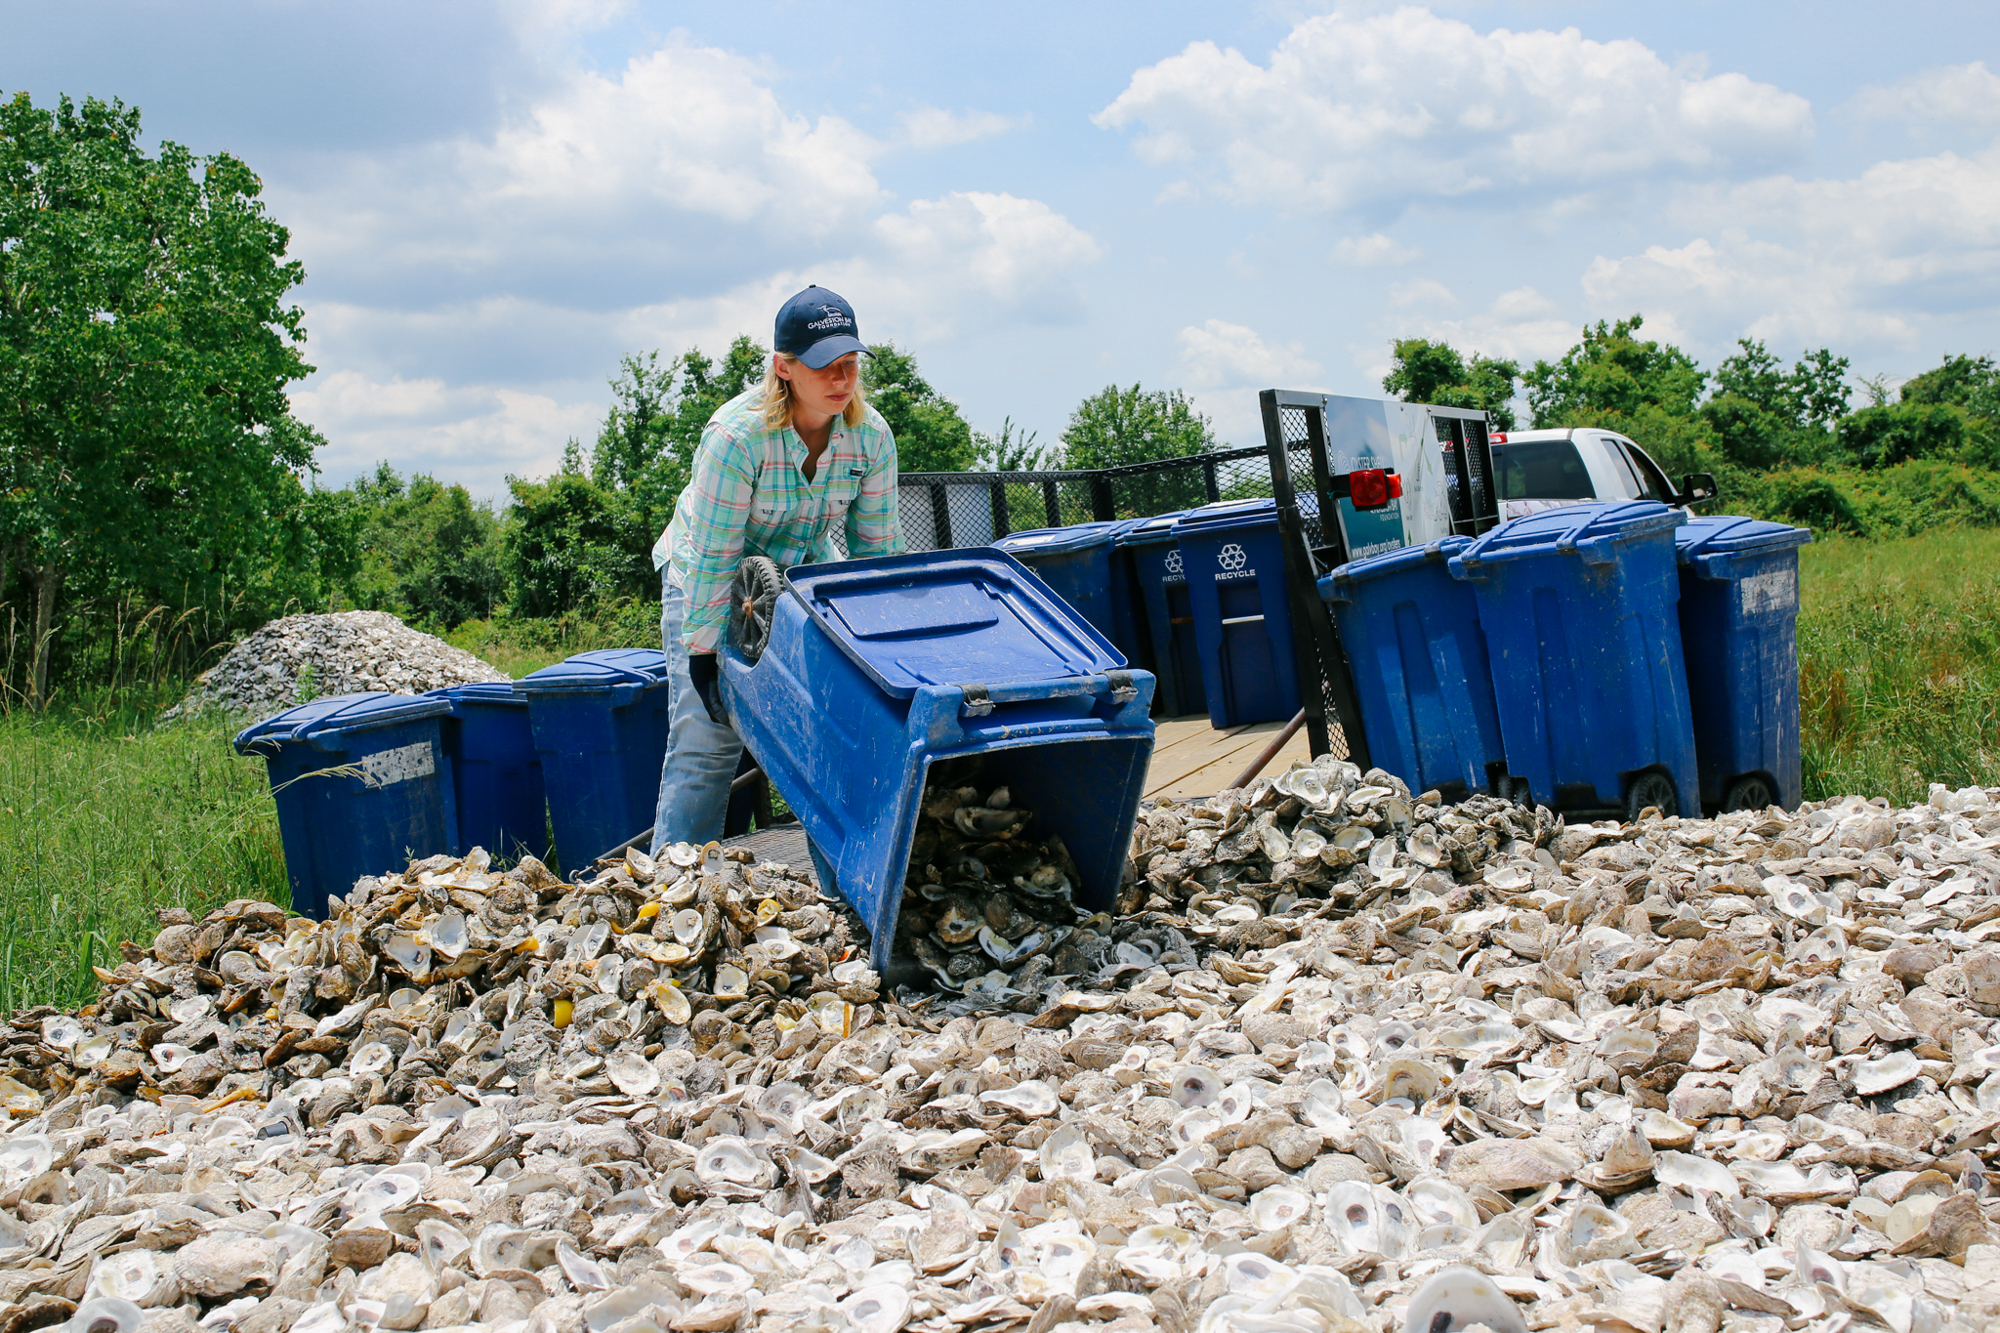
[514,649,673,873]
[1675,516,1813,812]
[1117,512,1207,718]
[1447,501,1699,818]
[994,520,1151,672]
[1319,537,1507,801]
[432,682,548,863]
[719,548,1155,974]
[1171,499,1302,727]
[234,692,459,919]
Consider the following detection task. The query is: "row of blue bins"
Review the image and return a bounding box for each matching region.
[1321,502,1809,819]
[996,498,1308,728]
[235,650,674,918]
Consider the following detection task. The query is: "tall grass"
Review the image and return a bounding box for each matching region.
[0,688,287,1010]
[1798,527,2000,805]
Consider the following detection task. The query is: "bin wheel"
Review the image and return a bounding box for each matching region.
[1625,771,1679,821]
[730,557,786,664]
[1722,774,1775,813]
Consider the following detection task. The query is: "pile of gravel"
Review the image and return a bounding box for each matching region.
[163,610,508,722]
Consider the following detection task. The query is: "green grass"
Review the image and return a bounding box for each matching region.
[1798,527,2000,805]
[0,689,288,1010]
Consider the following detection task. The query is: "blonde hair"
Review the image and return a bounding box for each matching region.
[759,353,869,430]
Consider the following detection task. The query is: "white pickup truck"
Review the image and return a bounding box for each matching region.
[1487,427,1715,518]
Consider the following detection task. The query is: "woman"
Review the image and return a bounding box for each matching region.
[649,285,902,884]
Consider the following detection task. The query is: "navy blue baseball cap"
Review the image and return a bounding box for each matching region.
[774,286,868,369]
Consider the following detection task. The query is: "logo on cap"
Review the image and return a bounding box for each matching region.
[806,305,852,331]
[1219,543,1247,572]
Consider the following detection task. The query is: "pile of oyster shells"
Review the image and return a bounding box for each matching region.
[6,758,2000,1333]
[896,776,1104,1005]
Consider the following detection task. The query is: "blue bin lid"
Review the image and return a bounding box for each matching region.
[1114,511,1188,546]
[1675,515,1813,563]
[515,649,672,693]
[1170,494,1319,538]
[233,691,452,753]
[1454,500,1680,571]
[1319,536,1474,603]
[429,681,528,708]
[995,520,1136,557]
[787,549,1126,697]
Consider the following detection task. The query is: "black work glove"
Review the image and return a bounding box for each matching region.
[687,652,728,726]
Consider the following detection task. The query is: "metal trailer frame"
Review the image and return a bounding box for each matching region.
[1255,391,1501,769]
[886,391,1502,771]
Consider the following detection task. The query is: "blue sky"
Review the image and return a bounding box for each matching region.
[9,2,2000,500]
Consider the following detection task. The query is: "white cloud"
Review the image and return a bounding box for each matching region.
[290,185,1105,492]
[1173,320,1324,445]
[1333,233,1420,266]
[279,34,889,303]
[292,370,600,495]
[897,107,1022,150]
[1095,7,1813,212]
[1177,319,1321,388]
[1585,145,2000,349]
[866,192,1103,334]
[1851,61,2000,135]
[1354,285,1576,395]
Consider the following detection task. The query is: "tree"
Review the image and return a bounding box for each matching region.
[502,442,653,617]
[1060,384,1217,516]
[1837,403,1969,470]
[1381,338,1520,431]
[864,343,978,472]
[1900,354,1997,410]
[0,92,331,701]
[1523,315,1705,425]
[343,465,504,629]
[973,418,1050,472]
[1060,384,1216,470]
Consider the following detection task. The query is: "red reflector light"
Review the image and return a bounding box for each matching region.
[1350,468,1388,509]
[1490,432,1508,444]
[1387,472,1403,499]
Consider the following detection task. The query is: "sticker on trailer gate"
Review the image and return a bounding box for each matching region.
[1739,568,1798,616]
[358,742,436,788]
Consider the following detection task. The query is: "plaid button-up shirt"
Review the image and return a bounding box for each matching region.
[653,388,902,653]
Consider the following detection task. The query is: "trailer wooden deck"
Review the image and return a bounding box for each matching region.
[1141,714,1313,803]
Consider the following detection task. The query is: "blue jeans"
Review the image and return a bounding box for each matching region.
[651,568,838,897]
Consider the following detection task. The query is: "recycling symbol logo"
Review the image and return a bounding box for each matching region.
[1219,543,1248,572]
[1164,549,1183,575]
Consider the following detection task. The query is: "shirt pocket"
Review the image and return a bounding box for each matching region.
[748,490,785,527]
[822,469,863,521]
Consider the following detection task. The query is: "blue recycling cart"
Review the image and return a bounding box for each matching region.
[1116,511,1207,718]
[1319,537,1507,801]
[234,692,459,919]
[994,520,1151,672]
[1171,499,1302,727]
[431,682,549,863]
[1447,501,1700,818]
[514,649,673,872]
[1675,516,1813,812]
[719,548,1155,974]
